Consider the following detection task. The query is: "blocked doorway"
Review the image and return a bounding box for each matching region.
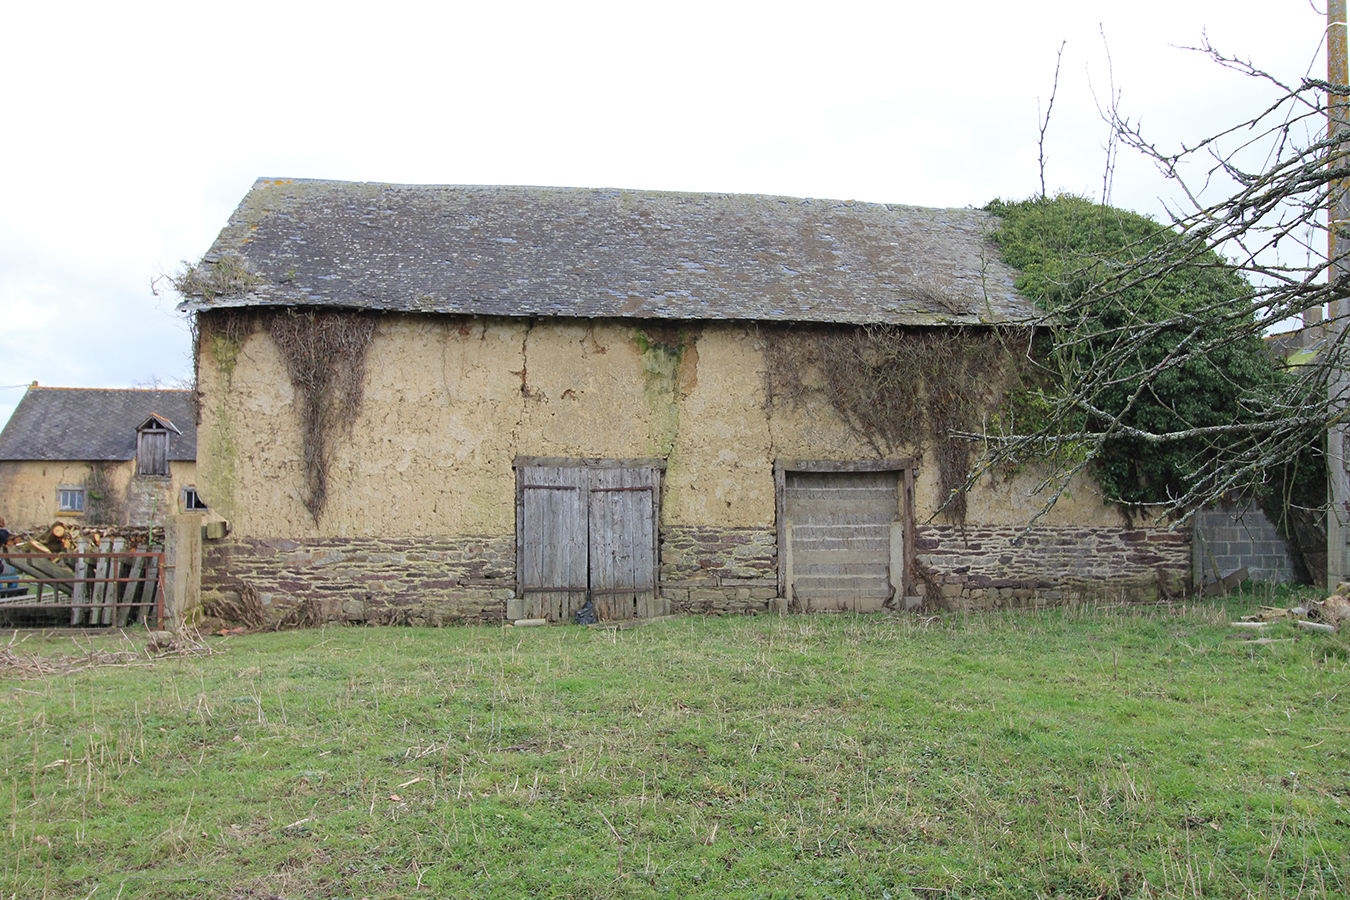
[514,458,665,622]
[776,460,916,612]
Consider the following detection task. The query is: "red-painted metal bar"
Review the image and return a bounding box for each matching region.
[0,549,167,628]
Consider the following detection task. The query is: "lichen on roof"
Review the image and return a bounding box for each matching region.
[178,179,1035,326]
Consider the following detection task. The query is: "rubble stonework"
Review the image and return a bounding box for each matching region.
[126,476,173,528]
[203,522,1193,625]
[915,525,1191,608]
[660,526,778,614]
[201,535,516,626]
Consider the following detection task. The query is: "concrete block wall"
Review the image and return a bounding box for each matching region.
[1192,504,1294,585]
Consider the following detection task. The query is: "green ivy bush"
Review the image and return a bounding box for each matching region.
[985,194,1320,524]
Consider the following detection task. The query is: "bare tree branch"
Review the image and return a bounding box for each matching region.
[974,57,1350,528]
[1039,41,1067,199]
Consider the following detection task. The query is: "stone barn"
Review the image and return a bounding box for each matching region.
[179,178,1190,624]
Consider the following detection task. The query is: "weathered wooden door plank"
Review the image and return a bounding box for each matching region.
[519,465,588,622]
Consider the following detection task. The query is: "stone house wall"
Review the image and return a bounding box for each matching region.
[0,459,199,530]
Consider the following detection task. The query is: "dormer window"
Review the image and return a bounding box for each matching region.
[135,414,181,477]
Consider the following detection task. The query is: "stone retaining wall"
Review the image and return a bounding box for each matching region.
[915,525,1191,609]
[202,535,516,626]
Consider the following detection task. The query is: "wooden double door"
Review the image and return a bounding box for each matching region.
[515,459,663,622]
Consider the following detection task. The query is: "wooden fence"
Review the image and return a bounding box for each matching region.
[0,543,165,628]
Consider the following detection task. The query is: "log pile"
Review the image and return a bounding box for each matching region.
[7,521,163,555]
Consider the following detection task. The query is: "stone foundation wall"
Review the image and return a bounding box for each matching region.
[202,523,1191,626]
[202,534,516,626]
[659,526,778,614]
[915,525,1191,609]
[202,526,780,626]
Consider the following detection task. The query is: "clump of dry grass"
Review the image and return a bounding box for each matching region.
[1,630,219,679]
[0,646,140,678]
[203,582,267,629]
[173,252,262,301]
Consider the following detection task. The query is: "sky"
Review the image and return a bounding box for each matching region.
[0,0,1329,428]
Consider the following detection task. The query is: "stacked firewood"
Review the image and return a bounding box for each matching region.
[10,522,163,555]
[2,521,166,628]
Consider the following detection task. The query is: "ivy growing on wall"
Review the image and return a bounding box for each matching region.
[983,194,1323,574]
[267,309,377,521]
[984,195,1307,505]
[84,461,124,526]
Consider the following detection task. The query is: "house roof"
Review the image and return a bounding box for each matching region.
[0,387,197,463]
[178,178,1036,326]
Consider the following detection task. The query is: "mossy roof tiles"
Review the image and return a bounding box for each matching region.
[180,179,1034,326]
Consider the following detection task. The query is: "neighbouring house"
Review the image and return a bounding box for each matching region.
[0,386,201,530]
[178,178,1191,625]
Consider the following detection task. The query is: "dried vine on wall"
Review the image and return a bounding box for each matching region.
[761,324,1020,523]
[195,307,376,522]
[268,308,377,521]
[192,308,262,422]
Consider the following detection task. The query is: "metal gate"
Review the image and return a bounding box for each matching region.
[515,459,662,622]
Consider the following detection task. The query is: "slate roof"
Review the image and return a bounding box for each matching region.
[178,179,1035,326]
[0,387,197,462]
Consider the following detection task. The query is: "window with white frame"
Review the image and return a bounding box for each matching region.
[58,486,86,513]
[181,486,209,511]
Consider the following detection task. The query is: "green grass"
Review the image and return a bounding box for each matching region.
[3,590,1348,899]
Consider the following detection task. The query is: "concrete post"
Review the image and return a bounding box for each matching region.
[163,513,204,631]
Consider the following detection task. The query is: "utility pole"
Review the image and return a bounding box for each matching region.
[1328,0,1349,587]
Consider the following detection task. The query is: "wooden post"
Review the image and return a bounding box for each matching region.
[71,538,89,626]
[91,544,113,626]
[117,547,146,628]
[1329,0,1350,588]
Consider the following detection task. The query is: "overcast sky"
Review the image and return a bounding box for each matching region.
[0,0,1327,427]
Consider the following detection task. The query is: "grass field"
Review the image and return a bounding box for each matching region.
[2,591,1348,899]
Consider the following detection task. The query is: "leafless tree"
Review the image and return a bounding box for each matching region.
[972,42,1347,527]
